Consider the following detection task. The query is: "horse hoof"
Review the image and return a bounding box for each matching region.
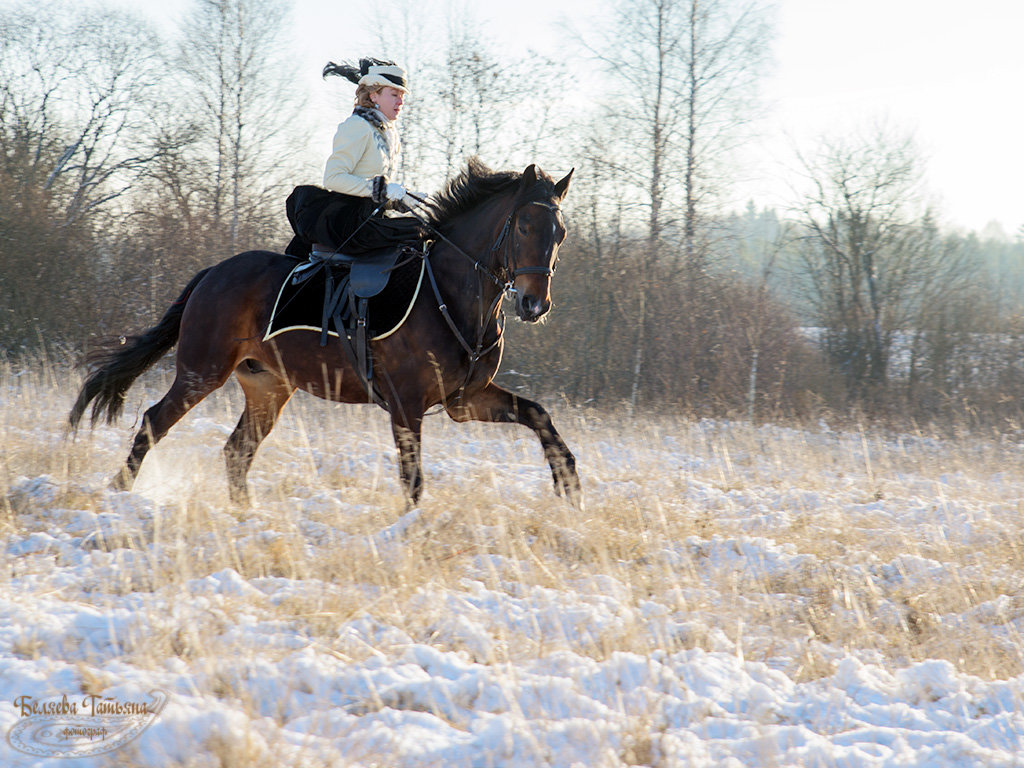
[554,474,584,509]
[228,488,252,508]
[566,484,585,510]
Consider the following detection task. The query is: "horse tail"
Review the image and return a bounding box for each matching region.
[69,267,213,430]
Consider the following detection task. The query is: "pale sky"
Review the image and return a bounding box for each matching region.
[66,0,1024,234]
[763,0,1024,235]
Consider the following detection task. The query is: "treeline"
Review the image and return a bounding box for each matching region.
[0,0,299,347]
[504,207,1024,428]
[3,0,1024,431]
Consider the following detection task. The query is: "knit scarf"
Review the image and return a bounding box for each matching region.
[353,107,399,179]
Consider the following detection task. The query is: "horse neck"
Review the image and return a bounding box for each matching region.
[440,193,516,273]
[433,193,517,316]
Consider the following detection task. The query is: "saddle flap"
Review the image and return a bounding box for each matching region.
[349,247,403,298]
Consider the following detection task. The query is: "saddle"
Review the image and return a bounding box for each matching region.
[268,243,427,405]
[295,243,402,299]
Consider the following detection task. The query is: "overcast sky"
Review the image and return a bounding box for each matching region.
[77,0,1024,234]
[765,0,1024,234]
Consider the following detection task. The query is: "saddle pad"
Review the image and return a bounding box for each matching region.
[263,255,425,342]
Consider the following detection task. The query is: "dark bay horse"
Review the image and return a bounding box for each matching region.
[69,160,579,506]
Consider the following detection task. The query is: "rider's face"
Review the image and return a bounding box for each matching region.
[371,87,405,121]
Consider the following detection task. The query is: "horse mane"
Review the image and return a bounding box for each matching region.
[425,157,556,229]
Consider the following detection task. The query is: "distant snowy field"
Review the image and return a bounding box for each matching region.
[2,362,1024,766]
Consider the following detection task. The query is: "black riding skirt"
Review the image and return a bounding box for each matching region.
[284,185,422,258]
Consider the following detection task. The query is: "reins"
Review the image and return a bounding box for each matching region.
[404,194,560,404]
[407,193,560,289]
[422,253,505,363]
[275,191,559,408]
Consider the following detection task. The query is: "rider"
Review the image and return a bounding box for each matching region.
[285,58,424,258]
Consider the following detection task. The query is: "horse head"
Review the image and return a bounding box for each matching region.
[425,159,574,322]
[503,164,573,323]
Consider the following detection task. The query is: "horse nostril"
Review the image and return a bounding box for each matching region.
[525,295,545,318]
[517,294,549,321]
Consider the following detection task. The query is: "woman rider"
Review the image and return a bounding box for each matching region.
[285,58,424,258]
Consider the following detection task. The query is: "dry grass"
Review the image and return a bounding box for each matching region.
[3,357,1024,764]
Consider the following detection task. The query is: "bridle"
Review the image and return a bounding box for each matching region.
[417,198,561,298]
[411,197,562,401]
[488,200,561,293]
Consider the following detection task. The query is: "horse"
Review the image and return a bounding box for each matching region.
[69,160,580,507]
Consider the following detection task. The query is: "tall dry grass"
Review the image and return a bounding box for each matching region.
[3,356,1024,765]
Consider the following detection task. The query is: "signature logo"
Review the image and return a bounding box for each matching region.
[6,690,167,758]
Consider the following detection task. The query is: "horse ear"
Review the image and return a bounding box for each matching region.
[554,168,574,200]
[522,164,538,188]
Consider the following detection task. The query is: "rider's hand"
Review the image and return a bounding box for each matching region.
[385,182,407,202]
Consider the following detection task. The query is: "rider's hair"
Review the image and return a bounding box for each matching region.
[322,58,394,84]
[353,83,385,109]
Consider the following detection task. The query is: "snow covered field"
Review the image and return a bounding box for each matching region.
[2,360,1024,766]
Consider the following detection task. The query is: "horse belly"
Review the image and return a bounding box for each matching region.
[258,332,365,402]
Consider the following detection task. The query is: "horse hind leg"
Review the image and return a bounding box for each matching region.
[224,367,294,506]
[112,373,221,492]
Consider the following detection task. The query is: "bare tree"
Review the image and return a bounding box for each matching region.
[0,1,166,348]
[588,0,770,266]
[367,0,571,189]
[173,0,302,252]
[584,0,773,408]
[793,126,970,404]
[0,1,163,227]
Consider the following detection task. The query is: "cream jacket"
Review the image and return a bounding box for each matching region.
[322,112,400,197]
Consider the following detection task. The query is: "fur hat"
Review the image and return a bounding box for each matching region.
[323,58,410,94]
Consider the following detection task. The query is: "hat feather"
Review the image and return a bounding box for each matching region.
[323,58,396,84]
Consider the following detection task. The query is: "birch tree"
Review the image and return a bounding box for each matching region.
[794,127,969,404]
[174,0,301,252]
[586,0,772,408]
[367,0,570,188]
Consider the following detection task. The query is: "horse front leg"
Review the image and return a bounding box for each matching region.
[447,384,581,504]
[390,410,424,505]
